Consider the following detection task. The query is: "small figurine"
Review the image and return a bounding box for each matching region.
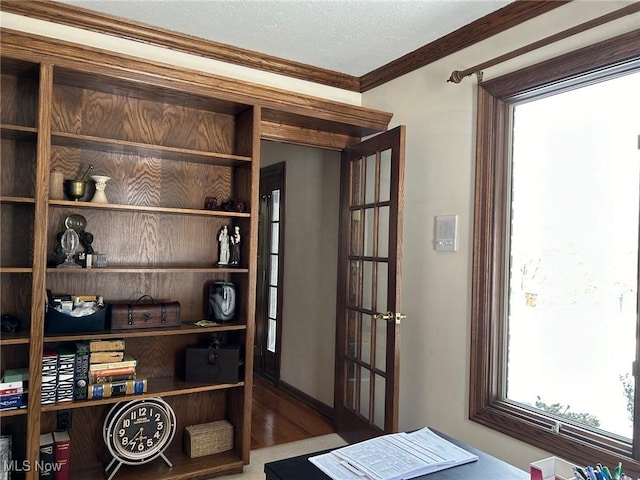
[230,226,241,266]
[218,225,230,266]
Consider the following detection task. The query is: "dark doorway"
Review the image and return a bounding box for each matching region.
[254,162,285,384]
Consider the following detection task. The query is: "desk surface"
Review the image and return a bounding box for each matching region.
[264,429,529,480]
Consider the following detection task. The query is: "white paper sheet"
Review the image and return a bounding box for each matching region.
[308,428,478,480]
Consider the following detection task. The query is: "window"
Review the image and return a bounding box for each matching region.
[470,31,640,472]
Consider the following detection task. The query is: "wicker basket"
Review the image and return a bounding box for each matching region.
[184,420,234,458]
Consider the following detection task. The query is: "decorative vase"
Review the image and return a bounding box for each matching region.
[90,175,111,203]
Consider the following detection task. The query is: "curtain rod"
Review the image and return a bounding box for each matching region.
[447,3,640,84]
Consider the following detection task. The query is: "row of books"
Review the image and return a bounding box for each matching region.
[42,339,146,405]
[0,368,29,411]
[39,430,70,480]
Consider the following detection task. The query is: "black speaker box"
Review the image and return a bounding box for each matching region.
[185,345,241,384]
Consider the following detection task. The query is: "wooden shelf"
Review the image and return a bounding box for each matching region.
[46,266,250,273]
[51,131,252,167]
[47,199,250,217]
[41,378,245,412]
[0,331,30,345]
[43,321,247,342]
[0,267,32,274]
[1,123,37,139]
[71,448,244,480]
[0,408,27,418]
[0,196,35,205]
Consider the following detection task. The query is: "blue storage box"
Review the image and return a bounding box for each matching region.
[44,306,107,334]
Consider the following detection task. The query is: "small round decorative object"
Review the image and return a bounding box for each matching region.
[103,397,176,480]
[64,214,87,231]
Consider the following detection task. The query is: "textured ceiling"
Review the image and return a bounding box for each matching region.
[57,0,514,77]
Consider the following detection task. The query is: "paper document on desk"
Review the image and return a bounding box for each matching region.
[309,427,478,480]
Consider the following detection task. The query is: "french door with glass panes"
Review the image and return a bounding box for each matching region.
[254,163,285,383]
[334,126,406,441]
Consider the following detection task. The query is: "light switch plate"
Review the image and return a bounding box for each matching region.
[434,215,458,252]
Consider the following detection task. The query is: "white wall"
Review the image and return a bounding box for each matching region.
[360,0,639,471]
[261,141,341,406]
[3,1,638,470]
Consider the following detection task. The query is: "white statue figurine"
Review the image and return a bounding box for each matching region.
[218,225,230,266]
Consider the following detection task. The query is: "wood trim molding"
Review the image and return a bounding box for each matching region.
[0,0,361,92]
[0,29,392,140]
[360,0,570,91]
[1,0,568,94]
[278,380,335,421]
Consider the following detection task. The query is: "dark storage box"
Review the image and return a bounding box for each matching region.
[185,345,241,384]
[110,301,180,330]
[45,306,107,334]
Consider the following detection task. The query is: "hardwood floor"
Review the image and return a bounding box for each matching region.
[251,376,336,449]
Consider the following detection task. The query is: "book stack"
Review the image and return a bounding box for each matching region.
[87,340,146,399]
[39,431,71,480]
[0,371,26,411]
[41,350,58,405]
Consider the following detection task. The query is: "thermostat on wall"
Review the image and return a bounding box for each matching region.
[434,215,458,252]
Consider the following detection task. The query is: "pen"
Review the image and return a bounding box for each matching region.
[574,467,588,480]
[602,466,613,480]
[614,462,622,480]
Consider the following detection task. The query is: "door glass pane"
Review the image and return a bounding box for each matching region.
[271,189,280,221]
[359,366,370,419]
[374,374,386,429]
[379,149,391,203]
[347,310,359,357]
[375,313,387,372]
[506,72,639,439]
[364,208,375,257]
[348,260,361,307]
[362,261,373,310]
[376,262,388,314]
[269,254,278,285]
[378,206,389,258]
[361,314,372,365]
[351,157,363,206]
[365,154,376,204]
[267,318,277,352]
[350,210,362,255]
[346,360,356,410]
[270,222,279,254]
[269,286,277,318]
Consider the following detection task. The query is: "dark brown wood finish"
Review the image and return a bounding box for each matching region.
[251,377,335,450]
[1,0,569,93]
[334,126,405,443]
[470,29,640,476]
[360,0,571,91]
[0,29,391,140]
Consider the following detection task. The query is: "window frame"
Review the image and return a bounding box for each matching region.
[470,29,640,473]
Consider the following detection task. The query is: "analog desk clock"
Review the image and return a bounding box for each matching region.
[103,397,176,480]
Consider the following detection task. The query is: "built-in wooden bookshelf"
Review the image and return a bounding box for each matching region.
[0,25,390,480]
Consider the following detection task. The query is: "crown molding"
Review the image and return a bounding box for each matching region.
[360,0,570,91]
[0,0,569,93]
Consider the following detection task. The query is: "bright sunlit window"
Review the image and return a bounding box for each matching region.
[469,31,640,472]
[507,72,639,440]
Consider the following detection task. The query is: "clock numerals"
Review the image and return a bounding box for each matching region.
[104,398,176,466]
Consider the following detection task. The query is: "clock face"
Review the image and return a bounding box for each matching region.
[104,398,176,464]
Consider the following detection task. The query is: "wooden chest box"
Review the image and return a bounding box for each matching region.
[110,300,180,329]
[184,420,234,458]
